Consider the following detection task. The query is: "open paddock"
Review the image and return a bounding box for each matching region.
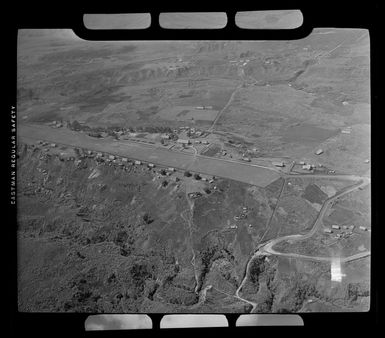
[157,106,219,122]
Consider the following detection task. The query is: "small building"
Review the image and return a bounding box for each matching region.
[230,225,238,229]
[342,226,348,229]
[299,161,305,165]
[134,160,142,165]
[242,157,251,162]
[272,161,285,167]
[188,192,202,199]
[168,167,176,172]
[302,164,313,170]
[323,228,332,233]
[148,163,155,168]
[332,225,340,230]
[122,157,128,162]
[359,226,367,231]
[349,225,355,230]
[195,140,201,144]
[202,140,209,145]
[109,155,115,160]
[341,129,351,134]
[50,143,57,147]
[208,179,214,183]
[364,159,370,164]
[315,149,324,155]
[177,139,190,145]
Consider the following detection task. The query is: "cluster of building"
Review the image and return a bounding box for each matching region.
[46,121,64,128]
[166,61,189,72]
[234,206,249,221]
[34,140,224,188]
[297,160,326,171]
[188,192,202,199]
[235,148,259,162]
[163,126,210,147]
[300,162,315,171]
[186,127,207,139]
[229,58,251,66]
[341,127,352,134]
[37,140,57,148]
[323,224,370,239]
[199,174,215,183]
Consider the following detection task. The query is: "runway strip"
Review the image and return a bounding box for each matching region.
[18,124,280,187]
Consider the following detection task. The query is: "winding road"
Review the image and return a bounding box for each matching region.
[233,174,371,312]
[181,193,201,294]
[259,175,370,259]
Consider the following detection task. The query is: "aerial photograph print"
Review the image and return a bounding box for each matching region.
[16,11,371,315]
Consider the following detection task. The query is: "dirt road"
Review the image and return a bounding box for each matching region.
[258,176,370,259]
[208,82,242,132]
[235,175,370,312]
[181,207,200,294]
